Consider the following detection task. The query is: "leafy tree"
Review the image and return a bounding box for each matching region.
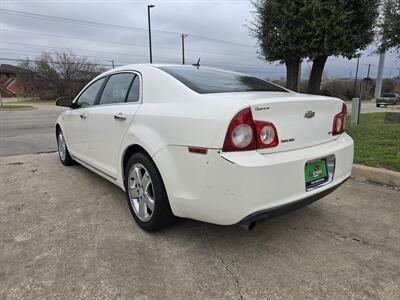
[381,0,400,51]
[250,0,311,91]
[251,0,378,94]
[306,0,379,94]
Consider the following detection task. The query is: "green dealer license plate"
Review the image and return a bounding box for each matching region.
[305,159,329,189]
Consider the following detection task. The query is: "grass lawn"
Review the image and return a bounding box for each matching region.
[0,104,35,110]
[346,113,400,172]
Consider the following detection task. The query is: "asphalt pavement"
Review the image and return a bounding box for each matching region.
[0,104,65,157]
[0,153,399,299]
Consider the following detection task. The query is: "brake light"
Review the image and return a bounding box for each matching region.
[222,108,257,151]
[222,108,279,152]
[332,103,347,135]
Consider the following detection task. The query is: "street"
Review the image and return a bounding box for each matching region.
[0,104,65,157]
[1,152,399,299]
[346,101,395,114]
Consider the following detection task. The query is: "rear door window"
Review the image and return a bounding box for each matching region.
[99,73,135,105]
[126,75,140,102]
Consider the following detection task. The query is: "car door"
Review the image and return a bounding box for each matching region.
[62,77,107,161]
[86,72,142,178]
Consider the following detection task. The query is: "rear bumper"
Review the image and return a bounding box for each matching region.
[376,99,396,105]
[154,133,354,225]
[239,176,350,224]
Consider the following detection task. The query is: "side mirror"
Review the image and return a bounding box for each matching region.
[55,97,74,108]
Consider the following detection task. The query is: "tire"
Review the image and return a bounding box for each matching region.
[376,103,379,107]
[56,128,75,166]
[124,152,176,232]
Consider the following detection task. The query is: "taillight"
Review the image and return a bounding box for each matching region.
[222,108,279,152]
[332,103,347,135]
[255,121,279,148]
[222,108,257,151]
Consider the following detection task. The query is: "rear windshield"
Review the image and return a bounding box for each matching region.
[382,93,396,97]
[158,66,288,94]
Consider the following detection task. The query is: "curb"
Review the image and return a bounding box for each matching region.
[352,164,400,188]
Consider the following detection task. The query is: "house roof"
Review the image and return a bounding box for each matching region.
[0,64,29,74]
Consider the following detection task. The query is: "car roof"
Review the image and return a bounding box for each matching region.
[104,63,254,77]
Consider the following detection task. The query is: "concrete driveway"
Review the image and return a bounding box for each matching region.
[1,153,399,299]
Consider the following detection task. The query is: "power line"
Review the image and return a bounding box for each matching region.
[2,29,257,61]
[0,55,287,74]
[0,8,254,47]
[2,29,181,51]
[0,49,137,64]
[0,41,277,69]
[2,29,256,60]
[0,41,171,61]
[0,57,118,67]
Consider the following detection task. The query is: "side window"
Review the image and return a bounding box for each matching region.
[76,77,106,108]
[126,75,140,102]
[99,73,135,105]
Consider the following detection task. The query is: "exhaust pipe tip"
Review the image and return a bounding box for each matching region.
[239,221,257,231]
[248,221,256,231]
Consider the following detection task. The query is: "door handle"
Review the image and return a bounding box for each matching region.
[80,113,87,120]
[114,113,127,121]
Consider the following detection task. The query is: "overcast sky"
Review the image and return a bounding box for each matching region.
[0,0,399,79]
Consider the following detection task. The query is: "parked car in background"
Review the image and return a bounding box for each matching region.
[55,64,354,231]
[376,93,400,107]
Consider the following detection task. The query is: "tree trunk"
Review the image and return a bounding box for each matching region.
[307,55,328,94]
[285,58,301,92]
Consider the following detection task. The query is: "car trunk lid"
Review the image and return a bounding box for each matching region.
[244,94,344,154]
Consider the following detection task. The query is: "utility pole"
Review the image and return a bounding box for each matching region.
[147,5,155,63]
[110,60,115,69]
[365,64,372,98]
[181,34,188,65]
[374,51,386,99]
[353,55,360,97]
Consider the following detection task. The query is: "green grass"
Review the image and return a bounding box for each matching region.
[0,104,35,110]
[346,113,400,172]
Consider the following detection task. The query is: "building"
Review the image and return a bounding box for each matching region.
[0,64,30,97]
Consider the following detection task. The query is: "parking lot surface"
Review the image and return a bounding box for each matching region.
[1,153,399,299]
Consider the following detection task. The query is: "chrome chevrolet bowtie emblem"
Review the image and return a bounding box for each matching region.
[304,111,315,119]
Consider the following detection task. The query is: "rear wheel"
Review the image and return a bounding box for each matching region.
[124,152,176,231]
[57,129,75,166]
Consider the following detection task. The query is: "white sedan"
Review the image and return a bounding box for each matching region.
[56,64,354,231]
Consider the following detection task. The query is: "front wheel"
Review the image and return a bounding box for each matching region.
[57,128,75,166]
[124,152,176,232]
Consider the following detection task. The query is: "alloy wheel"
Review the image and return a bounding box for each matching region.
[58,131,67,161]
[128,163,155,222]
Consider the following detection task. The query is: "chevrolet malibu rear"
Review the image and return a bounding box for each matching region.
[56,64,353,231]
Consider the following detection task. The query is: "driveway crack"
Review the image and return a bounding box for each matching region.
[287,225,400,254]
[202,228,243,300]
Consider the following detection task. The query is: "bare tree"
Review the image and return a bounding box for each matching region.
[19,52,103,100]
